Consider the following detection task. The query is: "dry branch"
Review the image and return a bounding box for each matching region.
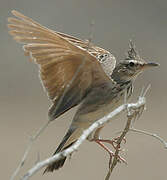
[21,96,146,180]
[10,120,50,180]
[104,94,145,180]
[130,128,167,149]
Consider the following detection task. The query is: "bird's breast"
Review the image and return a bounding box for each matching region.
[73,82,133,127]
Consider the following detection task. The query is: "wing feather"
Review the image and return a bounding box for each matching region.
[56,31,116,77]
[8,10,112,120]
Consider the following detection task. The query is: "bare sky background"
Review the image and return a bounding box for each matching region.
[1,0,167,180]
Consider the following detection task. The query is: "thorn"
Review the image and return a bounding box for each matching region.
[143,84,151,97]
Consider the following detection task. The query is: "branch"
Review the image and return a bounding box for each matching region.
[105,111,134,180]
[104,86,151,180]
[10,120,50,180]
[130,128,167,149]
[21,96,146,180]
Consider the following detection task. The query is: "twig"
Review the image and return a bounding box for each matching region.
[105,113,134,180]
[130,128,167,149]
[20,96,146,180]
[87,20,95,50]
[142,84,151,97]
[105,86,149,180]
[10,120,50,180]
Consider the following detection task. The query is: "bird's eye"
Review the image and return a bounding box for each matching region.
[98,53,108,62]
[99,54,104,59]
[129,62,135,67]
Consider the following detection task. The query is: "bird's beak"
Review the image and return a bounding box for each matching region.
[142,62,160,69]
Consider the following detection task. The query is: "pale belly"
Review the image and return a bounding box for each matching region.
[73,90,126,130]
[72,82,133,133]
[82,93,125,124]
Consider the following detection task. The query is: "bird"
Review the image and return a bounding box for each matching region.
[8,10,159,173]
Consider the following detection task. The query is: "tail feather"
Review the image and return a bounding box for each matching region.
[43,157,66,173]
[43,127,76,173]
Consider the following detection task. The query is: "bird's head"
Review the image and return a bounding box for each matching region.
[111,40,159,83]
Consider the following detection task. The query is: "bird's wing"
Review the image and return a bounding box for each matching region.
[56,31,116,77]
[8,10,113,120]
[56,31,109,55]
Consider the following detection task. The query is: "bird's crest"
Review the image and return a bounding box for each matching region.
[125,40,140,60]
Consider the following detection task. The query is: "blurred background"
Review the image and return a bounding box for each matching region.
[1,0,167,179]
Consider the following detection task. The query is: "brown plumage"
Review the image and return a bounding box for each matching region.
[8,10,159,173]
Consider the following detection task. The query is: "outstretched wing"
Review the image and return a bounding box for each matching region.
[8,10,112,120]
[56,31,116,77]
[56,31,109,55]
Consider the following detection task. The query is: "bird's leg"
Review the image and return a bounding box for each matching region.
[91,127,127,165]
[100,136,126,149]
[97,139,118,149]
[94,139,114,168]
[93,127,126,149]
[94,139,127,166]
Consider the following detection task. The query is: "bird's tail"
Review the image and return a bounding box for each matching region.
[43,127,76,173]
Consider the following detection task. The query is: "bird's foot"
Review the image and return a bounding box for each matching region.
[95,137,126,150]
[94,139,127,166]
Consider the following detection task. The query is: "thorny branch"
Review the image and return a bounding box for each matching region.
[105,113,134,180]
[104,97,145,179]
[10,18,166,179]
[11,84,167,180]
[20,95,146,180]
[105,85,151,180]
